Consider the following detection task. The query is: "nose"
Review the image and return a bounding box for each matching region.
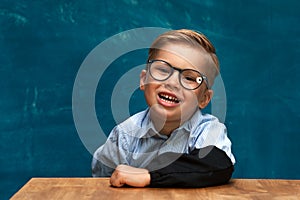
[164,70,181,91]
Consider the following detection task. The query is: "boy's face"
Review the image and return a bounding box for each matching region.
[140,44,213,126]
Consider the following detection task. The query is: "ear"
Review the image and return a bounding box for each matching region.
[198,89,213,109]
[139,70,147,90]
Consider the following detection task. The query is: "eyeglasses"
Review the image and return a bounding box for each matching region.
[147,59,209,90]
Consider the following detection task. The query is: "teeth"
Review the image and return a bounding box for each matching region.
[159,94,179,103]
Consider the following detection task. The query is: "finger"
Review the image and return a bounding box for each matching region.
[110,171,125,187]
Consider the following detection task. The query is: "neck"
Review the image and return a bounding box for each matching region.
[160,123,180,136]
[149,111,182,136]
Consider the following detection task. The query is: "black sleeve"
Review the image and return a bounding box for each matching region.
[148,146,234,188]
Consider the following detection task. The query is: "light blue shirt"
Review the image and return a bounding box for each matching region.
[92,108,235,176]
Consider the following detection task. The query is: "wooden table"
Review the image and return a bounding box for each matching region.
[11,178,300,199]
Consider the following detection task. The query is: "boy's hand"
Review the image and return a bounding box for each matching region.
[110,164,151,187]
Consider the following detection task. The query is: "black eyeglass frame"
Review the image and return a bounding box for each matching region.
[147,59,210,90]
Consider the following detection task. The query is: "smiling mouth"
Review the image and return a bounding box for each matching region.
[158,93,180,104]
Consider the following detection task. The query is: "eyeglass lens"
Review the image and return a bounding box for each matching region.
[149,60,203,90]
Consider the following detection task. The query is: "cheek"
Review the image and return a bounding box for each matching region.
[143,83,158,98]
[196,92,204,102]
[187,89,206,106]
[184,91,201,106]
[144,79,161,90]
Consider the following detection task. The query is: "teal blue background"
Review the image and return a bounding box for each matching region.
[1,0,300,199]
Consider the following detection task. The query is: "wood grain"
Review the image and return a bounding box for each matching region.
[11,178,300,200]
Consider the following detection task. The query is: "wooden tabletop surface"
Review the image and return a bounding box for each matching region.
[11,178,300,199]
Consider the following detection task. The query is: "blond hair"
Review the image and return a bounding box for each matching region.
[148,29,220,85]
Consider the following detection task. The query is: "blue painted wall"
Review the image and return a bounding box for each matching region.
[1,0,299,199]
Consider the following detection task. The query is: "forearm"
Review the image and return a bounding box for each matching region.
[110,165,150,187]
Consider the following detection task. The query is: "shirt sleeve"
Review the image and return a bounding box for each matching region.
[92,156,115,177]
[148,145,234,187]
[91,125,129,177]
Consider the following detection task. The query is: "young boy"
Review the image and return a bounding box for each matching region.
[92,29,235,188]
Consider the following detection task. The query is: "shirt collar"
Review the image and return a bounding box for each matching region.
[140,108,203,138]
[141,109,168,139]
[182,108,203,132]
